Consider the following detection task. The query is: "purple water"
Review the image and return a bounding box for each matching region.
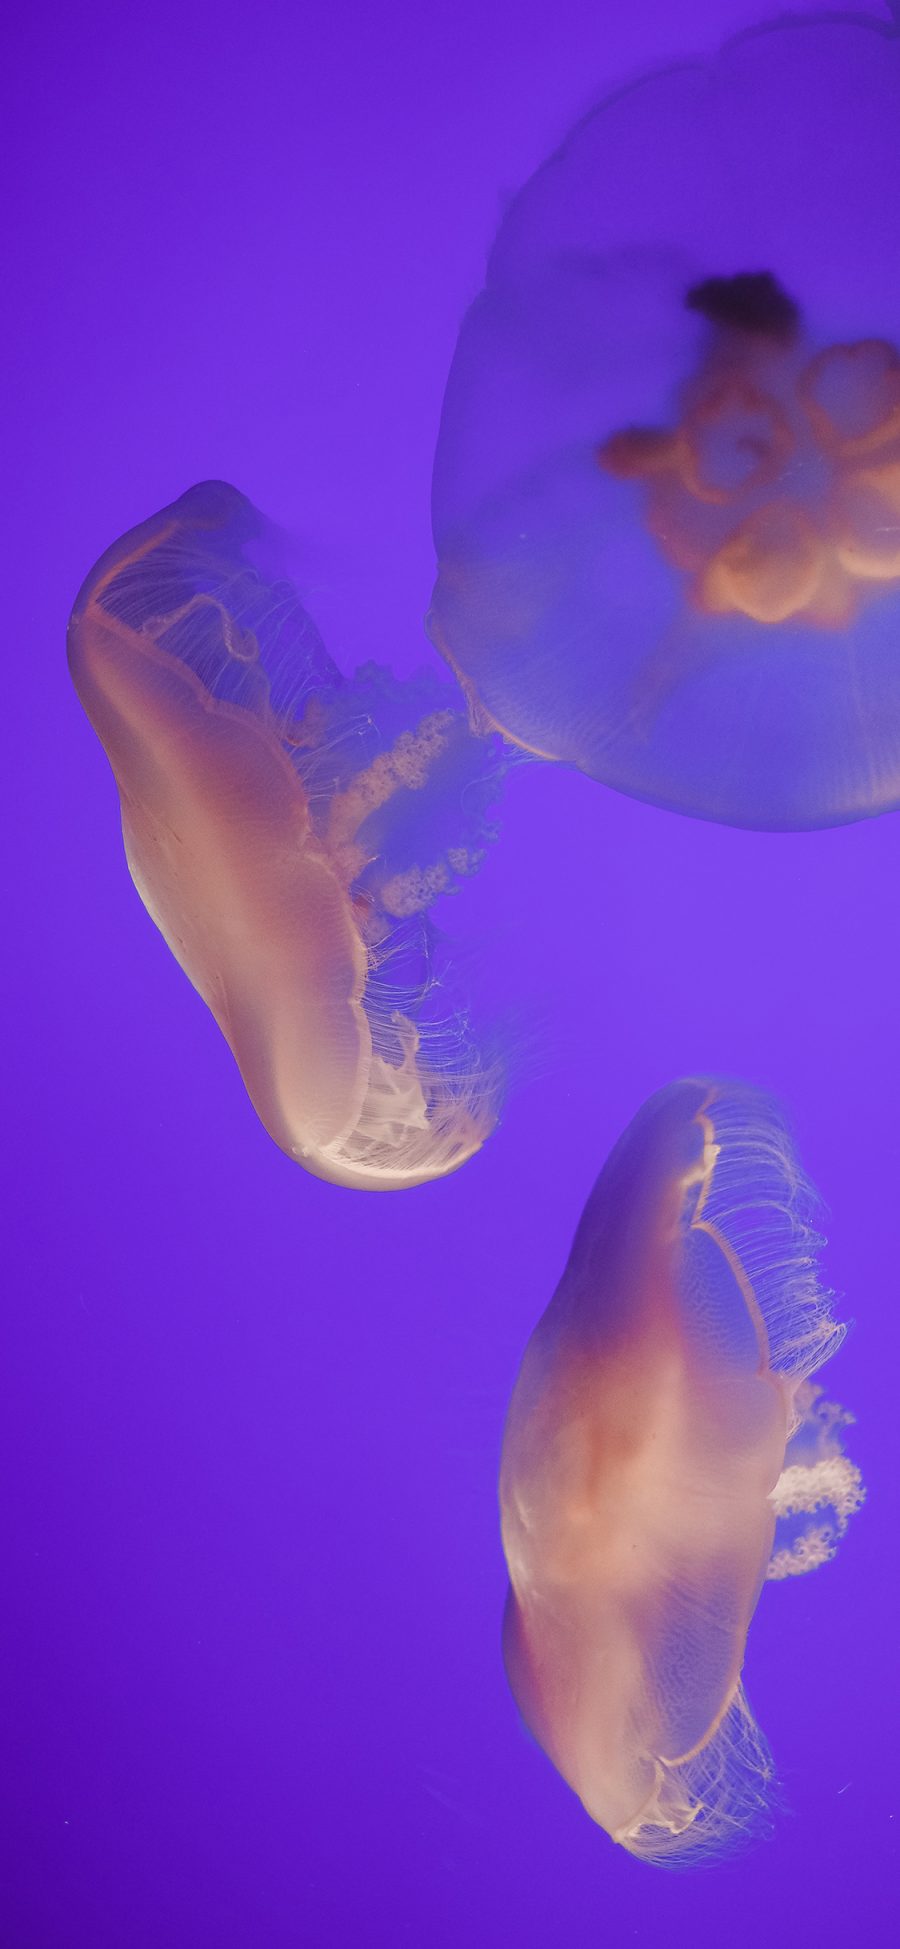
[4,2,896,1943]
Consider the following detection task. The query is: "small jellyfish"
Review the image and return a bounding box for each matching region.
[68,482,505,1189]
[499,1078,863,1864]
[431,11,900,828]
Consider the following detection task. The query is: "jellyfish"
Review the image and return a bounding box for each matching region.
[499,1078,863,1864]
[430,10,900,828]
[68,482,506,1189]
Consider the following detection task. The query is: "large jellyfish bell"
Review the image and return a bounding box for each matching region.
[68,483,505,1188]
[500,1078,863,1864]
[431,10,900,828]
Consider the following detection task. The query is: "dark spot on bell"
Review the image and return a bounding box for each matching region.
[685,271,800,341]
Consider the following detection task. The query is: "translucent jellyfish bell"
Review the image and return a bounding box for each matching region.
[68,483,505,1189]
[431,11,900,828]
[499,1079,863,1865]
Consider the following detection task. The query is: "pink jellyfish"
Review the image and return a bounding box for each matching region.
[69,483,504,1188]
[500,1078,863,1863]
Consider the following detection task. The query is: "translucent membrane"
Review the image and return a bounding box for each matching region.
[431,12,900,828]
[69,483,505,1188]
[499,1079,863,1865]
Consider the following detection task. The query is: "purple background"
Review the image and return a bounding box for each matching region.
[4,2,897,1943]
